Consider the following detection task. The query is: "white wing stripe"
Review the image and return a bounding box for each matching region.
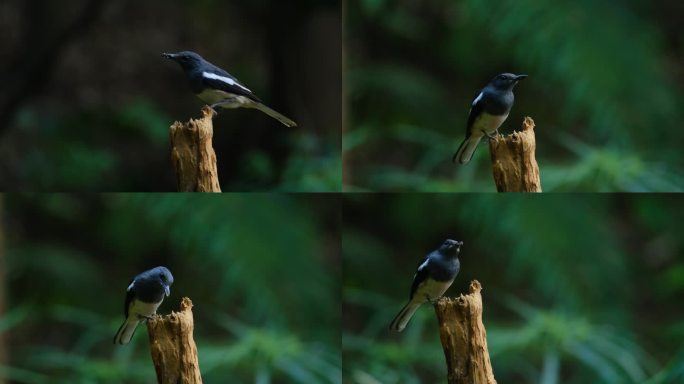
[202,71,252,92]
[472,92,483,106]
[417,259,429,272]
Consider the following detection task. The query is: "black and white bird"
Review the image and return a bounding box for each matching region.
[389,239,463,332]
[453,73,527,164]
[113,266,174,345]
[162,51,297,127]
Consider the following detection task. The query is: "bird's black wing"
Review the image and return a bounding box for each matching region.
[465,91,486,138]
[408,256,431,300]
[123,279,135,318]
[201,67,262,103]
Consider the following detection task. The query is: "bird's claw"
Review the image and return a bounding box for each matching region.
[207,105,220,116]
[486,130,500,141]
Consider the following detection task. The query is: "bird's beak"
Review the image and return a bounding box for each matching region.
[162,53,176,60]
[164,285,171,297]
[514,74,528,81]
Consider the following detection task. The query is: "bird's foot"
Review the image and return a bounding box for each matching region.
[425,295,439,305]
[207,105,221,116]
[486,130,501,141]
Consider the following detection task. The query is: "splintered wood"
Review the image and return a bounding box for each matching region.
[488,117,541,192]
[169,106,221,192]
[434,281,497,384]
[147,297,202,384]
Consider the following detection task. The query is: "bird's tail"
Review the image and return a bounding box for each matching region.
[389,301,422,332]
[113,317,141,345]
[452,133,484,165]
[251,102,297,127]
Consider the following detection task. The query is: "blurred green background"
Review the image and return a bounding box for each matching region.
[0,193,341,383]
[344,0,684,191]
[343,194,684,383]
[0,0,341,191]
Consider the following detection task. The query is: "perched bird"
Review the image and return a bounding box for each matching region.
[113,266,174,345]
[162,51,297,127]
[453,73,527,164]
[389,239,463,332]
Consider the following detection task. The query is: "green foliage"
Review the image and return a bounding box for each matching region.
[343,194,684,383]
[3,194,340,383]
[346,0,684,191]
[279,133,343,192]
[1,0,341,192]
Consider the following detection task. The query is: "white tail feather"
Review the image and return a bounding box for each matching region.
[389,301,422,332]
[252,103,297,127]
[113,317,141,345]
[453,134,484,165]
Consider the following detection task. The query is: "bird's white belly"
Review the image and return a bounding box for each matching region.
[473,112,509,135]
[129,299,161,319]
[197,89,252,108]
[415,278,454,303]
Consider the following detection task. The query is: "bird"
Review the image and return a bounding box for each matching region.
[452,73,527,164]
[113,266,174,345]
[162,51,297,127]
[389,239,463,332]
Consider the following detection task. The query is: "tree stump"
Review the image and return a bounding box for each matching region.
[434,280,496,384]
[147,297,202,384]
[488,117,541,192]
[169,106,221,192]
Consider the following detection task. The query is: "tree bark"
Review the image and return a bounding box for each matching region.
[434,280,496,384]
[488,117,541,192]
[147,297,202,384]
[169,107,221,192]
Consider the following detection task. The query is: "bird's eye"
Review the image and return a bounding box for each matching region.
[159,273,166,281]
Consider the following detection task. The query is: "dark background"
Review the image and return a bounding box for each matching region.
[0,0,341,191]
[343,194,684,383]
[344,0,684,191]
[1,194,341,383]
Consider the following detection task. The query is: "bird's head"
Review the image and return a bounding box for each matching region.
[439,239,463,257]
[150,266,174,296]
[491,73,527,90]
[162,51,204,71]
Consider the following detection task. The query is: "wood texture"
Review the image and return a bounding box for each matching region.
[169,106,221,192]
[147,297,202,384]
[434,280,497,384]
[488,117,542,192]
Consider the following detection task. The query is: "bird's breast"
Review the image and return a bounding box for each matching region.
[197,89,235,104]
[472,112,509,135]
[128,298,161,319]
[414,278,455,302]
[426,257,460,281]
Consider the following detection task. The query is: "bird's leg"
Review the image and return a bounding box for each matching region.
[208,103,223,116]
[485,130,500,141]
[425,294,439,305]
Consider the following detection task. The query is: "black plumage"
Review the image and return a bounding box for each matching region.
[453,73,527,165]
